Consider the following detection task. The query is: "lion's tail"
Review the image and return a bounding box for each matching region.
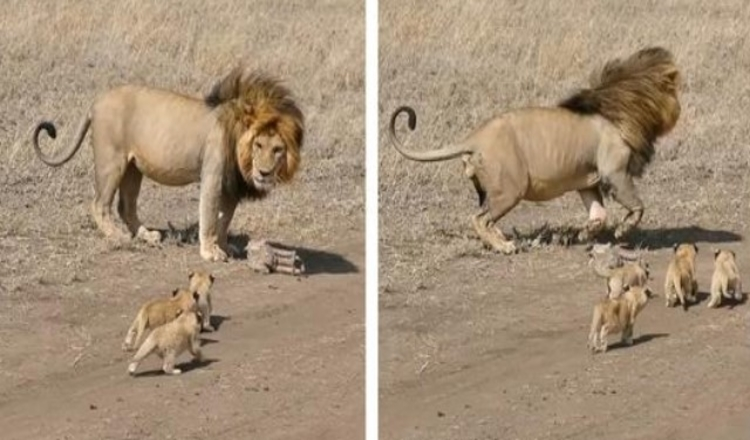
[388,105,472,162]
[32,114,91,167]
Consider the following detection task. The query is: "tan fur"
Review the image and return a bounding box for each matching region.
[602,260,650,299]
[708,249,743,308]
[122,289,199,352]
[33,67,304,262]
[128,310,203,376]
[388,47,680,254]
[588,285,655,353]
[188,270,215,330]
[664,243,699,310]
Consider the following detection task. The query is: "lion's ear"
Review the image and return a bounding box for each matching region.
[694,244,699,253]
[172,288,180,297]
[665,68,680,85]
[188,271,194,280]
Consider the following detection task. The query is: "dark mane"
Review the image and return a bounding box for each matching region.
[559,47,681,177]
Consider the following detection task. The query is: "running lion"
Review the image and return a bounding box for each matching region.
[388,47,681,253]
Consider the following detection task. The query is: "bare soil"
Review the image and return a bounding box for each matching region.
[0,1,363,439]
[379,1,750,439]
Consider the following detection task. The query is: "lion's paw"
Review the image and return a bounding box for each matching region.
[200,244,228,262]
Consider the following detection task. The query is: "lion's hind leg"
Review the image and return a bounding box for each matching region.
[118,162,161,245]
[162,350,182,375]
[91,149,131,241]
[472,186,522,255]
[128,334,157,376]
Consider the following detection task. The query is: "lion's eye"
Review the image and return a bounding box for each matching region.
[272,146,284,155]
[253,142,261,150]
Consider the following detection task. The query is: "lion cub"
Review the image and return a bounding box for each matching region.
[588,285,655,353]
[600,260,650,299]
[708,249,743,308]
[128,310,203,376]
[188,270,215,331]
[664,243,699,310]
[122,288,199,351]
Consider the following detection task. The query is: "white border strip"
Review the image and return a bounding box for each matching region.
[365,0,379,438]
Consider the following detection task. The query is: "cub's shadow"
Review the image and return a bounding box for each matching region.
[208,315,230,331]
[606,333,669,351]
[685,290,747,310]
[131,358,218,378]
[159,223,359,276]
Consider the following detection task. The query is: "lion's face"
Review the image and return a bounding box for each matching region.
[236,129,290,192]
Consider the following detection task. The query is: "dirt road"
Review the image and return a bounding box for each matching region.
[0,234,364,440]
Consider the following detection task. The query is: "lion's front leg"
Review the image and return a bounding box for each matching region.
[604,171,644,239]
[217,194,239,257]
[199,172,228,262]
[577,188,607,242]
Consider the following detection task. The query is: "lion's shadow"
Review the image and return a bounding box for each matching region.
[508,224,742,251]
[160,223,359,275]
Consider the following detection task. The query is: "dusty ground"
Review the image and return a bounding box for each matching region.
[380,1,750,439]
[0,1,363,439]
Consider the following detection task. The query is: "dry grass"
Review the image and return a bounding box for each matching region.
[0,0,364,294]
[379,0,750,290]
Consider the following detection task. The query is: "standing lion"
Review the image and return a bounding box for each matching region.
[388,47,681,253]
[33,68,304,262]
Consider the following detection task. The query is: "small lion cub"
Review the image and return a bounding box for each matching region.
[122,289,199,352]
[588,285,655,353]
[188,270,215,331]
[128,309,204,376]
[708,249,743,308]
[664,243,699,310]
[604,260,650,299]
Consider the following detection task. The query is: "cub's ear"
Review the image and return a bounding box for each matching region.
[193,291,200,302]
[209,274,215,284]
[693,243,699,253]
[672,243,679,253]
[731,250,736,258]
[188,271,195,280]
[714,248,720,259]
[172,288,180,297]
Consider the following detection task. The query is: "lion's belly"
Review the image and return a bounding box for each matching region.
[129,152,201,186]
[524,173,597,201]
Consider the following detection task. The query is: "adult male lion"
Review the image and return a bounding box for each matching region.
[33,67,304,261]
[388,47,681,254]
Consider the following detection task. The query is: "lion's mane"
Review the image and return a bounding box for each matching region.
[559,47,681,177]
[205,67,304,199]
